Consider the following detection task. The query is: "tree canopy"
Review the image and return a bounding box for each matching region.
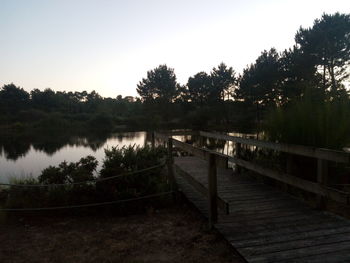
[137,64,180,103]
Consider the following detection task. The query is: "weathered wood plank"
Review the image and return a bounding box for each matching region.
[174,163,229,214]
[173,139,229,168]
[248,240,350,263]
[233,226,350,249]
[240,232,350,257]
[200,131,350,163]
[285,248,350,263]
[223,220,350,242]
[228,156,349,204]
[173,156,350,262]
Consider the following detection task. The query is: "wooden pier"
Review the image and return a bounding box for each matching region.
[155,131,350,263]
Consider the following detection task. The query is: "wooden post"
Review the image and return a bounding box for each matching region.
[317,158,328,209]
[167,138,175,191]
[284,154,294,192]
[208,153,218,228]
[199,135,204,148]
[235,142,242,174]
[286,154,293,175]
[151,131,155,149]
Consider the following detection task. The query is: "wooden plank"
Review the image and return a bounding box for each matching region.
[173,163,229,214]
[219,209,314,223]
[208,152,218,226]
[200,131,350,163]
[168,130,198,136]
[174,163,207,196]
[223,220,350,242]
[173,139,207,159]
[248,240,350,263]
[172,139,229,168]
[173,156,350,262]
[233,226,350,249]
[317,158,329,208]
[167,138,176,191]
[228,156,349,204]
[217,214,344,236]
[286,248,350,263]
[239,232,350,257]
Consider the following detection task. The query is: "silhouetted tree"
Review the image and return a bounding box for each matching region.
[295,13,350,96]
[279,46,322,104]
[0,83,29,114]
[236,48,281,107]
[211,63,236,101]
[187,72,212,105]
[137,64,180,103]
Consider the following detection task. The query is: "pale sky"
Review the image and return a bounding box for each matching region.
[0,0,349,98]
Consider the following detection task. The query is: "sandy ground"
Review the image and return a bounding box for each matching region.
[0,204,244,263]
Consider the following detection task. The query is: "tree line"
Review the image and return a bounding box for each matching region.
[1,12,349,133]
[137,13,350,120]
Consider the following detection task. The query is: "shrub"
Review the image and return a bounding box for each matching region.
[39,156,98,184]
[98,145,168,200]
[1,146,169,210]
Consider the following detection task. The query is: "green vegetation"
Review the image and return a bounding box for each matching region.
[265,91,350,149]
[0,145,168,210]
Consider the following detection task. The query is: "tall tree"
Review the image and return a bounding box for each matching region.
[279,46,322,104]
[187,72,212,105]
[295,12,350,95]
[137,64,179,103]
[211,63,236,101]
[236,48,281,107]
[0,83,29,113]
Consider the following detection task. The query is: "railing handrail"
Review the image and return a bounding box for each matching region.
[200,131,350,163]
[153,131,350,205]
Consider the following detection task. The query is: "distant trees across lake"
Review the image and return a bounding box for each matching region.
[1,12,349,148]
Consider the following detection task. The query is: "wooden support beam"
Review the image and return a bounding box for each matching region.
[208,153,218,228]
[200,131,350,163]
[235,142,242,174]
[317,159,329,209]
[228,156,349,205]
[167,138,176,191]
[173,164,229,214]
[151,131,155,149]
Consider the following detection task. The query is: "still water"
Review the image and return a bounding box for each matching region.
[0,131,148,183]
[0,130,256,183]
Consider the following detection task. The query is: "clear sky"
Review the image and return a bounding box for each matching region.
[0,0,349,98]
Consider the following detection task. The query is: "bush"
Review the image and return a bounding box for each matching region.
[39,156,98,184]
[98,145,168,200]
[1,145,169,210]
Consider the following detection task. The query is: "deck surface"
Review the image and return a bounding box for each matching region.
[174,156,350,263]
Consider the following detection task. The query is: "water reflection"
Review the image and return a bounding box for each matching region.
[173,131,257,156]
[0,131,148,182]
[172,132,257,168]
[0,130,254,182]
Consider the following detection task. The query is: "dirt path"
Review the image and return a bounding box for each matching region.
[0,204,244,263]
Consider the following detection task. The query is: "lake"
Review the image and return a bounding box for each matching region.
[0,131,149,183]
[0,130,255,183]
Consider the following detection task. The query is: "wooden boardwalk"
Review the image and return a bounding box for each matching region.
[174,156,350,263]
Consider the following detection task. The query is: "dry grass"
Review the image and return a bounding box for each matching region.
[0,204,243,263]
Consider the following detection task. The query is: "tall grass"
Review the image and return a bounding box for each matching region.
[265,90,350,150]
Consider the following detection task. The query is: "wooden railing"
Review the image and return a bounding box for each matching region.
[199,131,350,206]
[154,132,230,226]
[154,130,350,225]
